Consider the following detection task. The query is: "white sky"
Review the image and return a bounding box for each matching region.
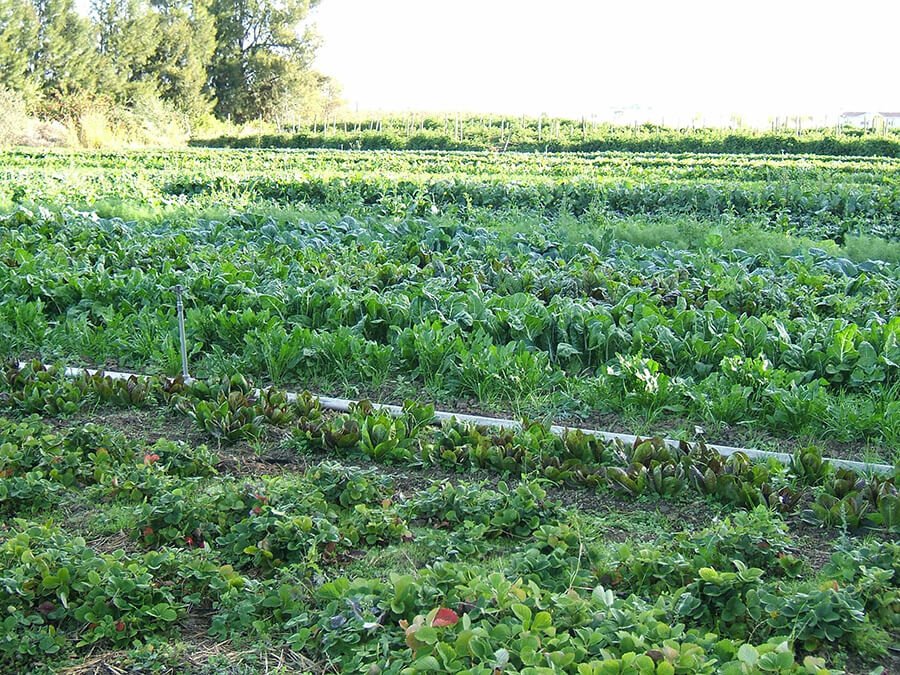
[311,0,900,119]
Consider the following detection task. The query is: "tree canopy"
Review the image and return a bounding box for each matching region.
[0,0,336,123]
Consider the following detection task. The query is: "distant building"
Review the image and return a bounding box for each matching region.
[879,112,900,128]
[840,111,900,128]
[840,112,872,127]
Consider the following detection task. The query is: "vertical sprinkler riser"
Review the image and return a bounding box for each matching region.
[175,284,189,380]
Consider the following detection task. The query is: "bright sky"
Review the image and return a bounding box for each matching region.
[311,0,900,119]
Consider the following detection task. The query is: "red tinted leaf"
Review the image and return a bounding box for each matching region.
[431,607,459,627]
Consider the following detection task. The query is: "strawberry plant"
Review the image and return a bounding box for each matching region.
[145,438,218,478]
[0,522,182,665]
[310,461,394,507]
[758,584,869,651]
[674,563,765,638]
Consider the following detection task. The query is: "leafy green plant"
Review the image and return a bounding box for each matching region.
[823,540,900,631]
[406,479,558,539]
[790,446,831,486]
[674,562,764,637]
[178,391,265,444]
[759,584,869,651]
[309,461,394,507]
[0,522,182,666]
[679,507,802,577]
[144,438,218,478]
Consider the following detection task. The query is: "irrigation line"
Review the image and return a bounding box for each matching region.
[28,362,893,475]
[174,285,190,381]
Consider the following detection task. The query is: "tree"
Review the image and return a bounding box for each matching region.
[0,1,40,102]
[30,0,102,101]
[0,0,336,128]
[272,70,340,129]
[92,0,162,102]
[148,0,217,120]
[208,0,321,122]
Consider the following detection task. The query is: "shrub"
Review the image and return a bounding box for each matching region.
[0,88,28,147]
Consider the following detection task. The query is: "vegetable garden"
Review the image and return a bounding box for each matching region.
[192,117,900,157]
[0,145,898,673]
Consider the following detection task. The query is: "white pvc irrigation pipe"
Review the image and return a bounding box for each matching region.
[32,362,893,475]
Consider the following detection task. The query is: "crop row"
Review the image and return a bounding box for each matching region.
[5,165,900,242]
[7,503,896,672]
[6,148,900,184]
[191,117,900,157]
[1,371,898,671]
[3,363,898,531]
[2,209,897,448]
[156,175,900,242]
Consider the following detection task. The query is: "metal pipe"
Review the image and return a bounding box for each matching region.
[174,285,189,380]
[24,362,894,475]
